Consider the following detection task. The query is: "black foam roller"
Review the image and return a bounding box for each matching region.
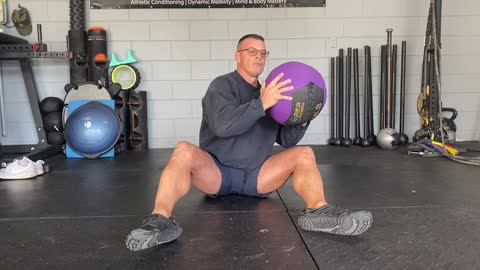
[68,29,88,84]
[129,91,149,150]
[115,91,131,152]
[88,27,108,86]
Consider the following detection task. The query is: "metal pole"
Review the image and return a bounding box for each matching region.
[386,28,393,128]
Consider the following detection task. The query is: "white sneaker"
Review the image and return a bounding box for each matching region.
[34,159,45,175]
[0,157,45,179]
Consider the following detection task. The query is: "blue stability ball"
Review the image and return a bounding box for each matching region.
[64,101,121,159]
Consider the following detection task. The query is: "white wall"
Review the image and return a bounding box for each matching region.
[0,0,479,148]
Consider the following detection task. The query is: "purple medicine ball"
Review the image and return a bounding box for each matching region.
[265,61,327,126]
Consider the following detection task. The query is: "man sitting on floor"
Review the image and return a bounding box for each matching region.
[126,34,373,251]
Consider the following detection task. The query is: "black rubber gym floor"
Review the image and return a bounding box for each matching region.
[1,143,480,269]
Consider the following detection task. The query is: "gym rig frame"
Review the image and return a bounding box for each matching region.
[0,25,68,162]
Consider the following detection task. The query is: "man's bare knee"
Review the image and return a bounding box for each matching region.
[171,141,198,162]
[295,146,316,163]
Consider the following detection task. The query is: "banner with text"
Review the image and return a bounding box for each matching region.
[90,0,326,9]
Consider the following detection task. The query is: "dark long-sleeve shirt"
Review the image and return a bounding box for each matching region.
[199,70,309,169]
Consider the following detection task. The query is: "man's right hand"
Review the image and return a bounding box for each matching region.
[260,73,294,111]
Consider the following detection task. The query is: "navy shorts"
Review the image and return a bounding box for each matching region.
[207,154,271,198]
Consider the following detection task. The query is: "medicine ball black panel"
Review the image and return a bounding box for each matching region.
[40,97,64,114]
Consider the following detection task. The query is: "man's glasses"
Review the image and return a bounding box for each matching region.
[237,47,270,58]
